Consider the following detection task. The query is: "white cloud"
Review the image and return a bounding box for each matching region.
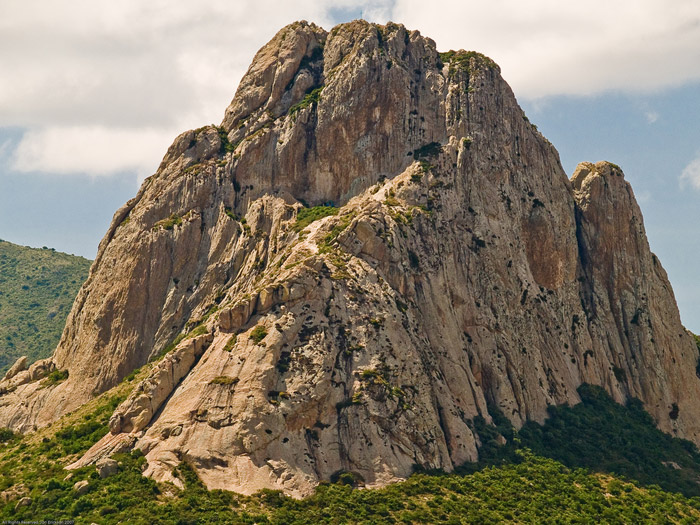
[0,0,345,176]
[645,111,659,124]
[391,0,700,99]
[11,126,177,179]
[0,140,12,159]
[635,189,652,204]
[0,0,340,130]
[2,0,700,177]
[680,156,700,190]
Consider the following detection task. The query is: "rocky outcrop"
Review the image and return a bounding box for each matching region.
[109,332,213,435]
[2,20,700,496]
[3,356,27,381]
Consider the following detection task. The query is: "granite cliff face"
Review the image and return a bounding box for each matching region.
[2,20,699,497]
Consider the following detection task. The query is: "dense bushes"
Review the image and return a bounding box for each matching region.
[293,206,339,232]
[0,240,90,374]
[5,441,700,524]
[475,384,700,497]
[3,380,700,522]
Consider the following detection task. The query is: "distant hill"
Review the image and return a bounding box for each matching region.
[0,240,91,375]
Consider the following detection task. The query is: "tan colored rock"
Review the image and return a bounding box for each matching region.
[67,432,137,471]
[0,484,26,503]
[73,480,90,495]
[109,333,213,434]
[15,496,31,509]
[4,356,27,380]
[28,358,55,381]
[96,457,119,478]
[219,298,256,332]
[3,20,700,498]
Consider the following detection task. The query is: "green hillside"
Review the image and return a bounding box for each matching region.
[0,240,91,375]
[472,383,700,498]
[2,373,700,523]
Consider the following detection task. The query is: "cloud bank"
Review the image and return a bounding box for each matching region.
[681,156,700,190]
[10,126,177,179]
[1,0,699,177]
[393,0,700,99]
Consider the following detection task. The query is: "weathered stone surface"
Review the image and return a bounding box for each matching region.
[15,496,31,509]
[73,480,90,495]
[0,484,26,503]
[67,432,137,471]
[3,356,27,380]
[108,333,213,435]
[96,458,119,478]
[2,20,700,497]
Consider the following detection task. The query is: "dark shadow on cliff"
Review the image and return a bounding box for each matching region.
[458,383,700,498]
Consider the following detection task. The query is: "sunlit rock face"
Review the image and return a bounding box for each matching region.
[3,21,699,497]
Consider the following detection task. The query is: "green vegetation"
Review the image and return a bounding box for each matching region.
[183,162,203,175]
[0,240,91,374]
[292,206,339,232]
[152,214,182,231]
[40,369,69,387]
[222,335,237,352]
[250,325,268,344]
[418,160,434,173]
[606,161,623,172]
[216,126,235,154]
[187,323,209,339]
[3,432,700,523]
[3,377,700,522]
[384,195,400,207]
[477,384,700,498]
[411,141,442,160]
[156,323,208,361]
[439,50,500,76]
[0,428,16,443]
[209,376,239,386]
[289,86,323,119]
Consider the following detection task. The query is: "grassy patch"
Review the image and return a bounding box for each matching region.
[155,323,208,361]
[439,50,500,76]
[152,214,182,231]
[223,335,237,352]
[40,369,68,387]
[209,376,239,386]
[384,195,400,207]
[250,325,268,345]
[289,86,323,119]
[292,206,338,232]
[216,126,235,154]
[410,172,423,183]
[318,211,357,250]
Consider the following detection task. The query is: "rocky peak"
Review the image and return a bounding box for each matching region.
[2,21,699,497]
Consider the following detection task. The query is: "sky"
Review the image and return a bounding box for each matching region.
[0,1,698,331]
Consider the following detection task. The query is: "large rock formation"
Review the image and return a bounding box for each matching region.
[2,20,699,496]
